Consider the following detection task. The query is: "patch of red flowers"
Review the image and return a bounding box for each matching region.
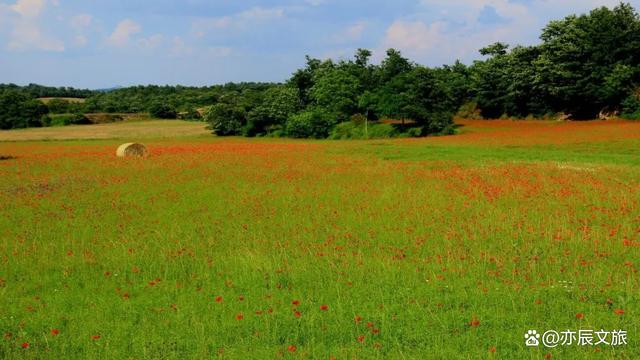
[468,317,481,327]
[21,342,29,349]
[320,305,328,311]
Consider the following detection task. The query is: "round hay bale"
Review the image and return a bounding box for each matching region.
[116,143,148,158]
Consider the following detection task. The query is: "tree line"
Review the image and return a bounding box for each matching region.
[1,3,639,135]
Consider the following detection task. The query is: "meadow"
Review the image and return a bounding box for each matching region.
[0,119,639,359]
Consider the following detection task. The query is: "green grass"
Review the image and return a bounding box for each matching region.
[0,122,639,359]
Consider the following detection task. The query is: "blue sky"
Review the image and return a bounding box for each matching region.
[0,0,637,88]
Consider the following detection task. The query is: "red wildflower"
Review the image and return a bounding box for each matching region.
[366,322,374,328]
[3,332,12,339]
[468,317,481,327]
[238,296,245,301]
[215,296,223,303]
[287,345,297,353]
[576,313,584,319]
[51,329,60,336]
[292,300,300,306]
[489,347,496,353]
[357,335,365,343]
[91,335,101,340]
[236,313,244,321]
[354,315,362,324]
[320,305,328,311]
[371,328,380,335]
[294,310,302,318]
[544,354,552,359]
[21,342,29,349]
[614,309,625,315]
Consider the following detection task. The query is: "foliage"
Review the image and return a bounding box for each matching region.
[245,86,301,136]
[285,108,336,138]
[149,102,177,119]
[204,103,245,136]
[0,89,49,129]
[48,113,91,127]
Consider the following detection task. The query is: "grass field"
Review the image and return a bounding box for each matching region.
[0,119,639,359]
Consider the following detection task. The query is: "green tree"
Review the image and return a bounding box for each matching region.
[204,103,245,136]
[245,86,301,136]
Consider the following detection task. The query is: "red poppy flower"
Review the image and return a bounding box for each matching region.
[354,315,362,324]
[576,313,584,319]
[51,329,60,336]
[357,335,365,343]
[320,305,328,311]
[287,345,297,353]
[236,313,244,321]
[215,296,223,303]
[614,309,625,315]
[468,317,481,327]
[293,310,302,318]
[21,342,29,349]
[292,300,300,306]
[489,347,496,353]
[91,335,101,340]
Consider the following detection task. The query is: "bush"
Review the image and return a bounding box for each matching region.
[181,108,202,121]
[622,94,640,119]
[49,113,91,126]
[330,122,365,139]
[424,112,455,134]
[149,102,177,119]
[405,127,424,137]
[285,109,336,139]
[455,102,483,120]
[204,104,245,136]
[330,122,398,139]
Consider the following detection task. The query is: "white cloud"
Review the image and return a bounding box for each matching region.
[107,19,141,47]
[330,21,367,44]
[378,16,531,65]
[74,34,87,46]
[170,36,193,57]
[10,0,45,18]
[138,34,164,49]
[4,0,64,52]
[192,6,285,37]
[208,46,233,57]
[70,14,92,30]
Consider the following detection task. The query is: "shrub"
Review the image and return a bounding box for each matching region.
[405,127,424,137]
[622,93,640,119]
[455,102,483,120]
[204,104,245,136]
[330,122,398,139]
[149,102,177,119]
[49,113,91,126]
[330,122,364,139]
[285,109,336,139]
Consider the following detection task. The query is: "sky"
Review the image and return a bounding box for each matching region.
[0,0,638,88]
